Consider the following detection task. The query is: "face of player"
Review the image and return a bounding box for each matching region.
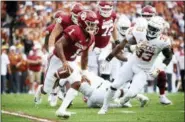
[146,25,161,39]
[85,21,99,35]
[99,6,113,18]
[142,14,153,21]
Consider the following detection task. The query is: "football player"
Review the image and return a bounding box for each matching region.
[133,5,172,105]
[98,16,173,114]
[94,1,118,48]
[34,10,99,118]
[44,2,84,51]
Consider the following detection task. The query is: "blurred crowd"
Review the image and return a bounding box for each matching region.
[1,1,184,94]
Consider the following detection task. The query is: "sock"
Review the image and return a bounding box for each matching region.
[157,71,166,95]
[58,88,78,112]
[102,87,116,110]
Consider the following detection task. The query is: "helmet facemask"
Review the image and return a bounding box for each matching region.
[99,5,113,18]
[85,20,99,35]
[142,14,154,21]
[146,24,161,40]
[71,12,78,25]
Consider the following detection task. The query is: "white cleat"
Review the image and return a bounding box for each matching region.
[123,101,132,108]
[56,110,71,119]
[34,85,42,105]
[136,94,149,107]
[98,107,107,115]
[160,95,172,105]
[50,94,58,107]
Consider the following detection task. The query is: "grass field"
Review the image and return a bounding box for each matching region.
[1,93,184,122]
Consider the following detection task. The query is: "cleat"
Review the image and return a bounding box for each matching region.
[136,94,149,107]
[123,101,132,108]
[160,95,172,105]
[98,107,108,115]
[140,99,149,107]
[56,110,71,119]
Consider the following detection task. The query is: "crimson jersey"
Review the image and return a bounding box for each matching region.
[95,11,117,48]
[45,23,55,34]
[45,11,74,34]
[53,25,95,61]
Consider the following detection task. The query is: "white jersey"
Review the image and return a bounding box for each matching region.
[125,25,171,71]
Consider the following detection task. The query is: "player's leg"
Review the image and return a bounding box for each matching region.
[157,71,172,105]
[34,55,61,104]
[98,61,134,114]
[120,71,147,106]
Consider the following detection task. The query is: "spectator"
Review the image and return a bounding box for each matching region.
[1,46,11,94]
[8,46,22,93]
[175,42,185,91]
[16,45,28,93]
[27,45,42,94]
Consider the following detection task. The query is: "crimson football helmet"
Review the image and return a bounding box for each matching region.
[141,5,156,21]
[78,10,99,35]
[71,3,84,24]
[98,1,113,18]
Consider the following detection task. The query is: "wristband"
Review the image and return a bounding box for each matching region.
[81,70,88,76]
[106,54,113,62]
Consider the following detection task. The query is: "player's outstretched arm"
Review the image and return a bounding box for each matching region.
[55,36,68,63]
[106,39,128,62]
[81,49,88,70]
[162,47,173,66]
[49,23,63,47]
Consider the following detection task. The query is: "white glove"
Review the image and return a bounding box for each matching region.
[149,63,167,78]
[149,68,160,78]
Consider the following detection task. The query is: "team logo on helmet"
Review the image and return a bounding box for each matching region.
[81,12,87,20]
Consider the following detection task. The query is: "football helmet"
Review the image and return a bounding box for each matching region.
[71,3,84,24]
[78,10,99,35]
[146,16,164,39]
[98,1,113,18]
[117,14,131,36]
[141,5,156,21]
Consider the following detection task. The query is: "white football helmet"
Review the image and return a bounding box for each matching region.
[146,16,164,39]
[117,15,131,36]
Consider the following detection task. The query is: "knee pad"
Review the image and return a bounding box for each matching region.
[157,71,167,88]
[54,66,73,79]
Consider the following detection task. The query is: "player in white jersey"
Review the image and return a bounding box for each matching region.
[130,5,172,105]
[98,16,173,114]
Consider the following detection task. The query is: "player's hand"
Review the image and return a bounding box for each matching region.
[63,62,72,74]
[81,75,91,85]
[149,68,160,78]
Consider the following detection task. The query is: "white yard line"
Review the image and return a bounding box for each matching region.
[1,110,53,122]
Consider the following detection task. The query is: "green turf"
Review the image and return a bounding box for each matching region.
[1,93,184,122]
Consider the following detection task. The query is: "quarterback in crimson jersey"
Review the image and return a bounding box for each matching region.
[35,10,99,118]
[95,1,118,48]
